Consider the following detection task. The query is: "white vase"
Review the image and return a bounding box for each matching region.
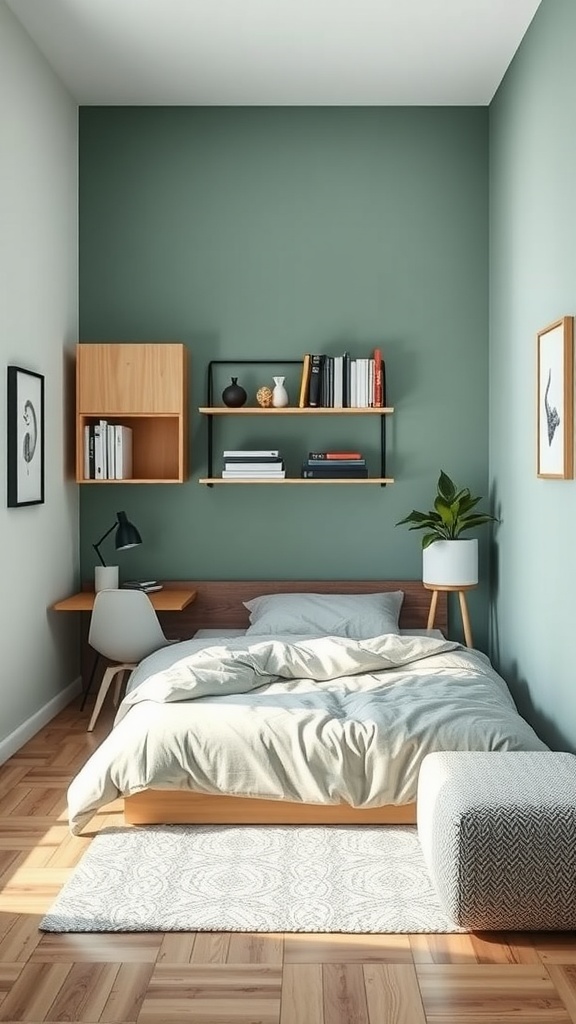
[272,376,289,408]
[422,539,478,587]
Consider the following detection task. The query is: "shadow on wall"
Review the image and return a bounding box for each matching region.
[488,484,573,754]
[488,479,503,666]
[504,659,573,755]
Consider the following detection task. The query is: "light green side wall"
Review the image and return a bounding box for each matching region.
[79,107,490,647]
[490,0,576,747]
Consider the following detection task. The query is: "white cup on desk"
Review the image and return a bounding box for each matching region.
[94,565,119,592]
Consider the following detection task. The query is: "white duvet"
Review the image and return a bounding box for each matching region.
[68,633,547,833]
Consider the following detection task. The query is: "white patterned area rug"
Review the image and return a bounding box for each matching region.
[40,824,463,934]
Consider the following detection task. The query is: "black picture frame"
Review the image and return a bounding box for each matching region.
[7,366,45,507]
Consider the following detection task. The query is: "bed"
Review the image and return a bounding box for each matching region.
[67,580,548,834]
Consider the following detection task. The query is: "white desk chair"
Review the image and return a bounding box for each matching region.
[86,588,176,732]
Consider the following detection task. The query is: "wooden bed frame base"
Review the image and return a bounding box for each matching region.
[125,791,417,825]
[123,580,444,827]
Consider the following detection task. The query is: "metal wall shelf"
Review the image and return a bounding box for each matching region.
[200,358,394,487]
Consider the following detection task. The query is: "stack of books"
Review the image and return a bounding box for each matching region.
[301,451,368,479]
[122,580,163,593]
[222,449,286,479]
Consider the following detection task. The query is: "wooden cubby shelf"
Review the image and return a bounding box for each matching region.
[76,343,188,483]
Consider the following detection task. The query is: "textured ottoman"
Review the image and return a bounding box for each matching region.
[417,751,576,930]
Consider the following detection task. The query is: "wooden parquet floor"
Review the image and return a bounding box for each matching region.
[0,699,575,1023]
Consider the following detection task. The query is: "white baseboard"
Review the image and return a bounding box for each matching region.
[0,677,82,767]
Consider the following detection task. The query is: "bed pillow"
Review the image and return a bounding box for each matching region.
[243,591,404,639]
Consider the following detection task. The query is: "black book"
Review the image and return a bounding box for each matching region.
[301,465,368,478]
[88,424,95,479]
[223,456,283,464]
[327,356,334,408]
[317,356,332,407]
[308,354,324,407]
[342,352,351,407]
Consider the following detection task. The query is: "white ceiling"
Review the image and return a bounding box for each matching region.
[6,0,542,106]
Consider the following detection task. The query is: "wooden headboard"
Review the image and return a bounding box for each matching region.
[159,580,446,636]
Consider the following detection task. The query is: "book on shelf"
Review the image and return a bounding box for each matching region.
[342,352,350,407]
[94,424,104,479]
[122,580,163,592]
[83,425,93,479]
[301,465,368,478]
[298,354,311,408]
[222,469,286,479]
[304,458,365,468]
[224,456,283,464]
[223,463,284,473]
[373,348,383,407]
[308,354,323,407]
[114,425,133,479]
[222,449,280,458]
[308,451,363,461]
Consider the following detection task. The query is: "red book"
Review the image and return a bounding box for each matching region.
[373,348,383,407]
[308,451,363,461]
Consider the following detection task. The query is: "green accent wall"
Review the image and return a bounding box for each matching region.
[79,107,489,647]
[490,0,576,747]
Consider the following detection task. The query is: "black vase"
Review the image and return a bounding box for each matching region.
[222,377,247,408]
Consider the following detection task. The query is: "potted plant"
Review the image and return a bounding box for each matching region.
[396,470,498,586]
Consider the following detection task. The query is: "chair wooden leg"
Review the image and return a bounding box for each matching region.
[87,665,124,732]
[113,668,134,707]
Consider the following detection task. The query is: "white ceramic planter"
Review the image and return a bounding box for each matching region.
[422,539,478,587]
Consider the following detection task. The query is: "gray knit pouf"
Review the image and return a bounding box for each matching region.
[417,751,576,930]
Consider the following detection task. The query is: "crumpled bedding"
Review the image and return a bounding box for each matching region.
[68,633,547,833]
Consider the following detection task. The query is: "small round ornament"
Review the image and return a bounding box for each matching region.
[256,386,273,408]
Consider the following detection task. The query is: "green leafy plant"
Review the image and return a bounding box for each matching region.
[396,470,498,549]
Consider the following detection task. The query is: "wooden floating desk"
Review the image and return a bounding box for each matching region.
[51,588,197,613]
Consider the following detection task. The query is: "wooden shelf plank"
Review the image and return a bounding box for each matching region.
[199,478,395,485]
[199,406,394,415]
[79,478,182,484]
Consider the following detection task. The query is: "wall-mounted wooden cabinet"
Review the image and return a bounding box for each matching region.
[76,343,188,483]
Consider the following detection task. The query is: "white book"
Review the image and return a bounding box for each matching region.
[223,467,285,474]
[222,469,285,478]
[114,425,133,479]
[223,461,283,470]
[107,424,115,479]
[358,360,366,407]
[350,361,357,408]
[223,450,280,458]
[369,358,375,407]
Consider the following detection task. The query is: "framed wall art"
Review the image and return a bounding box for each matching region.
[537,316,574,479]
[7,365,45,507]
